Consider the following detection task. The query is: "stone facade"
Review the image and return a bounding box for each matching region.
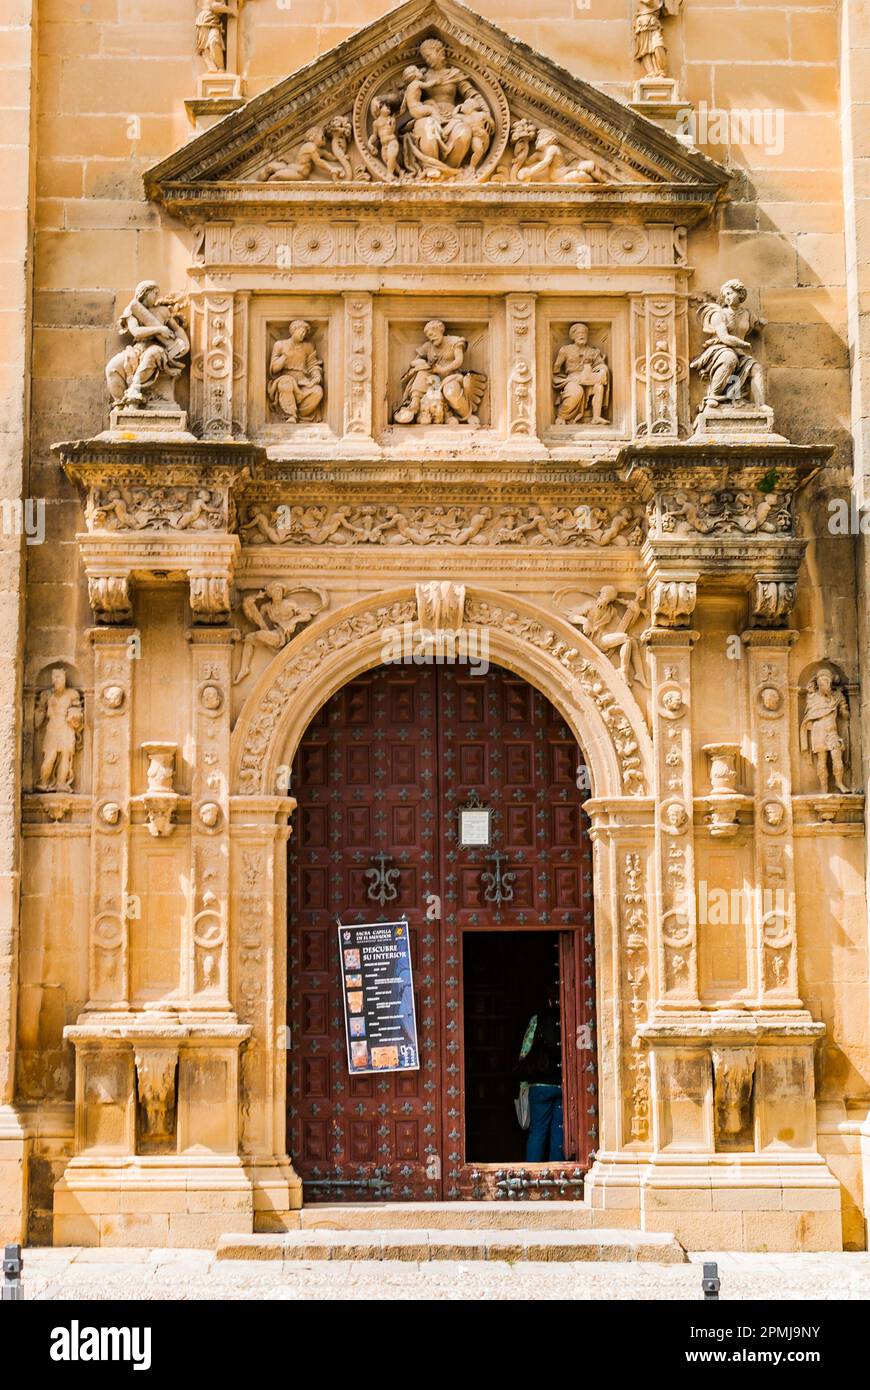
[0,0,868,1251]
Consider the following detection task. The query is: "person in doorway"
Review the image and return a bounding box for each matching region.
[516,995,564,1161]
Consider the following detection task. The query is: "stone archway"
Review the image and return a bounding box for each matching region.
[227,586,654,1217]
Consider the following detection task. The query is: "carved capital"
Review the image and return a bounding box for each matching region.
[88,573,133,625]
[190,572,232,624]
[751,575,797,628]
[650,576,697,628]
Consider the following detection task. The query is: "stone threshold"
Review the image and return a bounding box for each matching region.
[217,1228,686,1264]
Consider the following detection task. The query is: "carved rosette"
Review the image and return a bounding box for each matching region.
[743,630,800,1005]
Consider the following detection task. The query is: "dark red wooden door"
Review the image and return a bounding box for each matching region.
[287,663,596,1201]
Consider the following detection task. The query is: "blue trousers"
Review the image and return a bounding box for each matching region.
[526,1084,564,1161]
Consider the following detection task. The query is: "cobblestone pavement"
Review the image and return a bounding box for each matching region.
[16,1248,870,1300]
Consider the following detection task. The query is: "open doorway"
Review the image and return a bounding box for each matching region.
[462,930,561,1163]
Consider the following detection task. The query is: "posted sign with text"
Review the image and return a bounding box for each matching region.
[338,921,420,1074]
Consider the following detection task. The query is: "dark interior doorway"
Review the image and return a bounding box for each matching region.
[463,930,560,1163]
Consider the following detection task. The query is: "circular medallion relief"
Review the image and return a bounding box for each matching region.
[419,224,460,262]
[230,226,273,264]
[483,227,525,264]
[608,226,649,265]
[292,225,335,266]
[357,225,397,265]
[545,227,587,264]
[352,46,510,184]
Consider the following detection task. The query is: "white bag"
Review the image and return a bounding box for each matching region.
[514,1082,531,1130]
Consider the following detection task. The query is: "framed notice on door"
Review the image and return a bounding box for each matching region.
[337,921,420,1075]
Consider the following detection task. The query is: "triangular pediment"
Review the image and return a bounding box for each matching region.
[146,0,728,212]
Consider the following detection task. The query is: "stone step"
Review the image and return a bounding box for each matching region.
[299,1200,594,1231]
[217,1228,686,1264]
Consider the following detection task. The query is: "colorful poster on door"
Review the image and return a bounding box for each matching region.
[338,921,420,1074]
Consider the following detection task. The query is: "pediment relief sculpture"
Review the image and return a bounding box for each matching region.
[509,120,605,185]
[147,4,730,207]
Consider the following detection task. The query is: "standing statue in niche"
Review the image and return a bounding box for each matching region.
[394,320,487,426]
[634,0,682,78]
[800,668,850,795]
[552,323,610,425]
[691,279,766,411]
[35,669,84,792]
[105,281,189,411]
[195,0,236,72]
[267,321,324,422]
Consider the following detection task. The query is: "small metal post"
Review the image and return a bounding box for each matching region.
[2,1244,23,1301]
[702,1260,720,1301]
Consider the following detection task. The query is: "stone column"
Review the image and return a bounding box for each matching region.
[629,292,689,438]
[343,292,374,444]
[87,627,137,1011]
[644,591,700,1010]
[189,293,237,439]
[187,629,237,1011]
[742,628,802,1007]
[505,293,537,441]
[229,795,302,1225]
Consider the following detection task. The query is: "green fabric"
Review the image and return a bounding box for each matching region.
[519,1013,538,1060]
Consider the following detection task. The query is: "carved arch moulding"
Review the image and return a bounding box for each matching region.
[229,585,654,801]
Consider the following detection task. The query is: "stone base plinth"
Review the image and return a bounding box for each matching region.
[53,1157,256,1249]
[0,1107,31,1244]
[100,406,196,443]
[585,1152,843,1251]
[691,404,788,445]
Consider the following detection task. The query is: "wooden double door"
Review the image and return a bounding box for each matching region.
[287,662,597,1200]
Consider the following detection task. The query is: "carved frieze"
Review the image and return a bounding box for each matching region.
[239,501,645,549]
